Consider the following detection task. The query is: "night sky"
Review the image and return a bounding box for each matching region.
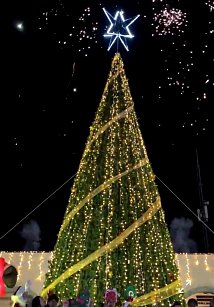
[1,0,212,252]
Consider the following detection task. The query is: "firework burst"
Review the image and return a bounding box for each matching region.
[153,6,187,36]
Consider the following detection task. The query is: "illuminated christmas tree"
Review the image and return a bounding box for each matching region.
[42,53,185,306]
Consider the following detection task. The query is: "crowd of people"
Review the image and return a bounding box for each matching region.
[31,293,58,307]
[10,283,214,307]
[12,291,60,307]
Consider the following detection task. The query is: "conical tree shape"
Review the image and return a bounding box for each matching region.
[43,53,185,306]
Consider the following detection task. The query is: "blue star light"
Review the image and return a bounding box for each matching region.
[103,8,140,51]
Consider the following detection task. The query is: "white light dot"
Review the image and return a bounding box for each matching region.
[16,22,24,31]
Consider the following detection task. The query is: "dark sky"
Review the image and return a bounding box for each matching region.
[1,0,212,252]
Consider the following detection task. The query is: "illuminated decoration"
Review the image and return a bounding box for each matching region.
[0,252,214,299]
[37,252,45,281]
[17,254,24,281]
[131,280,182,306]
[185,254,191,286]
[41,197,161,297]
[58,158,149,237]
[103,8,140,51]
[42,53,184,306]
[16,22,24,31]
[84,106,134,156]
[204,255,209,271]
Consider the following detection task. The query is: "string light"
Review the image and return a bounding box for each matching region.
[0,252,213,301]
[17,253,24,281]
[27,252,33,270]
[204,254,209,271]
[37,252,45,281]
[194,254,199,266]
[42,54,184,305]
[185,254,191,286]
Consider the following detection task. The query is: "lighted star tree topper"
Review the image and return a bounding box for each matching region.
[103,8,140,51]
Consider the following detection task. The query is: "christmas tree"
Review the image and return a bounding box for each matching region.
[42,53,185,306]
